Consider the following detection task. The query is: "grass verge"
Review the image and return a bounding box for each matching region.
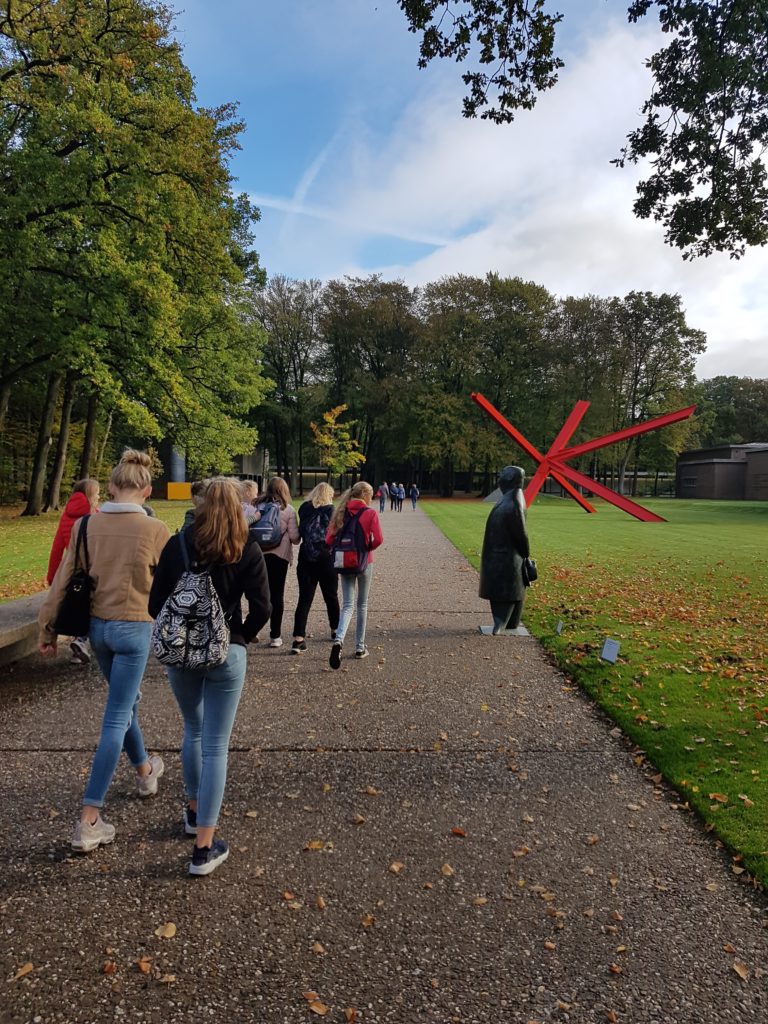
[421,496,768,887]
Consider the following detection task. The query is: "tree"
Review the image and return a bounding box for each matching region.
[310,404,367,481]
[399,0,768,259]
[695,376,768,445]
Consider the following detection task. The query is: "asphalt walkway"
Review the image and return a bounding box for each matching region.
[1,506,766,1023]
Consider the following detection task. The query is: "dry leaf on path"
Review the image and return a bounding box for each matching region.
[315,895,327,910]
[11,963,33,981]
[344,1010,357,1023]
[103,961,117,975]
[309,1001,330,1016]
[154,922,176,939]
[159,974,176,984]
[609,964,623,975]
[723,943,736,954]
[245,810,258,818]
[389,861,404,875]
[472,897,488,906]
[709,793,728,803]
[361,914,375,928]
[733,962,749,981]
[441,863,455,877]
[311,942,326,955]
[136,957,152,975]
[302,991,320,1001]
[363,786,381,796]
[451,827,466,837]
[543,941,556,951]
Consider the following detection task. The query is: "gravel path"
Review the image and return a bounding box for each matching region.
[1,506,766,1023]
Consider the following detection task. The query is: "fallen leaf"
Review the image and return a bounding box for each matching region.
[611,911,624,922]
[363,786,381,796]
[472,897,488,906]
[543,940,556,951]
[245,810,258,818]
[344,1010,357,1023]
[154,922,176,939]
[322,783,332,794]
[451,827,466,838]
[738,793,754,808]
[583,909,594,918]
[732,865,746,876]
[709,792,728,804]
[304,840,326,851]
[609,964,623,975]
[11,963,33,982]
[315,895,327,910]
[626,804,641,812]
[311,942,326,955]
[609,874,619,890]
[616,945,627,954]
[441,863,455,877]
[522,813,534,823]
[309,1000,330,1016]
[361,914,375,928]
[705,882,718,891]
[586,834,600,845]
[512,846,530,858]
[282,891,296,901]
[389,861,404,875]
[439,732,449,742]
[287,901,303,910]
[733,962,749,981]
[137,957,152,975]
[103,960,117,976]
[723,943,737,954]
[159,974,176,984]
[606,1012,618,1023]
[423,882,433,890]
[351,814,366,826]
[302,991,320,1001]
[557,1002,571,1012]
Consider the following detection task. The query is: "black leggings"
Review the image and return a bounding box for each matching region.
[264,554,289,639]
[292,557,340,638]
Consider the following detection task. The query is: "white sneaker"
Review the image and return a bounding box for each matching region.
[268,637,283,648]
[71,815,116,853]
[137,754,165,798]
[70,638,91,664]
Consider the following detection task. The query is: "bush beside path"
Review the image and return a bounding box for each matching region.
[1,504,766,1023]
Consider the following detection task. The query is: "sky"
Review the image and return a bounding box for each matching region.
[172,0,768,380]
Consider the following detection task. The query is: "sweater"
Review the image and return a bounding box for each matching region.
[39,504,170,643]
[47,492,93,585]
[260,504,300,564]
[326,499,384,562]
[149,530,271,645]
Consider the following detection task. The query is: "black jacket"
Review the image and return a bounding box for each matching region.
[149,530,271,646]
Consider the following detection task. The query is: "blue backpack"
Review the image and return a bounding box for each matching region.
[331,508,370,575]
[250,501,282,550]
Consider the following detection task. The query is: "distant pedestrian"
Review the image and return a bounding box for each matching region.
[291,482,340,654]
[255,477,299,647]
[378,481,389,514]
[390,482,397,511]
[327,482,383,668]
[46,477,100,664]
[410,483,420,510]
[149,477,271,876]
[39,450,170,854]
[397,483,405,512]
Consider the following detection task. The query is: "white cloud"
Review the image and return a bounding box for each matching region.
[258,17,768,380]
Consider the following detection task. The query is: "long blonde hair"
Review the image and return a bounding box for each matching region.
[330,481,373,532]
[110,449,152,492]
[194,477,248,565]
[307,482,335,508]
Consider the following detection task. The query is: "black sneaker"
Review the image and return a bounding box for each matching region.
[291,640,307,655]
[329,642,342,670]
[188,839,229,876]
[183,805,197,836]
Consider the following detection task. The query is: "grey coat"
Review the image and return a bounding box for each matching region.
[478,491,530,603]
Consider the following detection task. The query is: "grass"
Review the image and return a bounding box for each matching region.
[421,496,768,887]
[0,500,189,602]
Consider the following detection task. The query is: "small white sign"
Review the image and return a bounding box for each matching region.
[555,620,564,635]
[600,638,620,663]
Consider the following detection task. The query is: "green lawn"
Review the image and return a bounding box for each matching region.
[0,500,190,601]
[421,496,768,886]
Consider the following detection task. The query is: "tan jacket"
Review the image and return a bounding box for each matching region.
[39,505,170,643]
[261,504,300,564]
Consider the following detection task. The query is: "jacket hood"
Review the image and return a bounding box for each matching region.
[64,491,92,519]
[347,498,370,511]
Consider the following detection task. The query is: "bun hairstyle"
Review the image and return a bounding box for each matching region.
[110,449,153,493]
[330,481,373,532]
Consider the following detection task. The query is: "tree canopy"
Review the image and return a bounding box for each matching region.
[399,0,768,259]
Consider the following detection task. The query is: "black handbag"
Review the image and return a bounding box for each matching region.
[522,556,538,587]
[53,515,94,636]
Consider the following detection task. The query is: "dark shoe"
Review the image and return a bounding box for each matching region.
[189,839,229,876]
[291,640,307,655]
[183,805,198,836]
[354,647,369,660]
[329,642,342,670]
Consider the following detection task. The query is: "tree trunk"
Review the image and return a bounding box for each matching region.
[43,373,77,511]
[0,380,10,435]
[22,372,62,516]
[78,392,99,478]
[95,408,113,479]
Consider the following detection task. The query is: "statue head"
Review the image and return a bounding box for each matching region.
[498,465,525,493]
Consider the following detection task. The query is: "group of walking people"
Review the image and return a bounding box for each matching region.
[38,452,384,876]
[377,481,419,513]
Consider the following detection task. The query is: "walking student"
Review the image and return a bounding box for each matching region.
[150,477,271,876]
[291,483,340,654]
[389,481,397,512]
[409,482,420,510]
[46,477,100,664]
[327,482,383,668]
[39,450,170,853]
[378,481,389,514]
[256,477,299,647]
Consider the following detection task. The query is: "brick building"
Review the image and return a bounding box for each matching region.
[676,444,768,500]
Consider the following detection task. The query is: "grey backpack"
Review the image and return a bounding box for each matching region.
[151,531,229,670]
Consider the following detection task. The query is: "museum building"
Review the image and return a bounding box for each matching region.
[676,443,768,500]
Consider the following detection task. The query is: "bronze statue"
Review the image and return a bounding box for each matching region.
[479,466,530,634]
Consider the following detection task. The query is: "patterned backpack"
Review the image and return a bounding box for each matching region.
[151,531,229,670]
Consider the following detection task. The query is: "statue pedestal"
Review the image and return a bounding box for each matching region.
[478,625,530,637]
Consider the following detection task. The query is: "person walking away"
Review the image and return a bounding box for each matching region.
[46,478,100,664]
[255,477,299,647]
[39,450,170,853]
[291,482,339,653]
[397,483,405,512]
[390,482,397,512]
[410,483,420,510]
[378,481,389,514]
[327,482,383,668]
[149,477,271,875]
[183,479,209,529]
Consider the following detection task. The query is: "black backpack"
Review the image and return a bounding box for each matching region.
[300,505,330,562]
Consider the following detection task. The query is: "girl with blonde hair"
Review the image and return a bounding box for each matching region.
[149,477,271,875]
[39,450,170,853]
[255,476,299,648]
[326,481,383,668]
[290,482,339,654]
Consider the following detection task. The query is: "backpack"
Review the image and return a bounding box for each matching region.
[331,508,370,575]
[151,531,229,670]
[300,505,329,562]
[250,501,282,550]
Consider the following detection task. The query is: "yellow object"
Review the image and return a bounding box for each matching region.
[166,482,192,500]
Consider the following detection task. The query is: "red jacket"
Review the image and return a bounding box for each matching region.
[326,499,383,562]
[47,492,94,585]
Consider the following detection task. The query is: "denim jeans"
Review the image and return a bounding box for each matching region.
[84,618,152,808]
[335,564,373,652]
[166,643,247,828]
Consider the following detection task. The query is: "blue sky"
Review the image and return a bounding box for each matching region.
[172,1,768,379]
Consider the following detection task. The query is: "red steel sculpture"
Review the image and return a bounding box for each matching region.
[470,392,696,523]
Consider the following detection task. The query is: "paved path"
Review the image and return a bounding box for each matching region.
[1,507,766,1024]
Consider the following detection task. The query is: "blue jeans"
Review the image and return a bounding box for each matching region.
[336,565,373,652]
[166,644,246,828]
[84,618,152,808]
